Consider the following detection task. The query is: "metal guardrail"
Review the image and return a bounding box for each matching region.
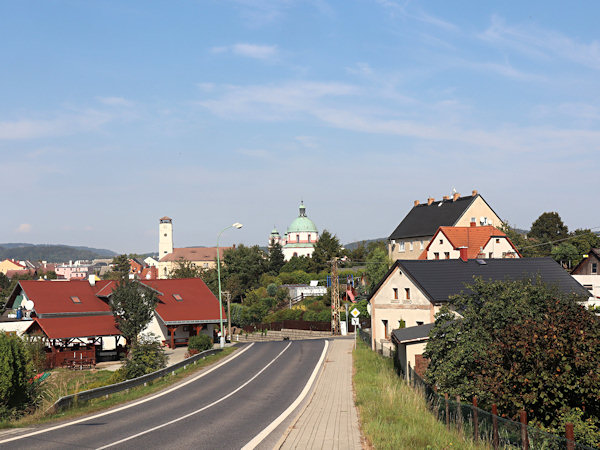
[48,347,224,413]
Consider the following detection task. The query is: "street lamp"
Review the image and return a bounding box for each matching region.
[217,222,243,348]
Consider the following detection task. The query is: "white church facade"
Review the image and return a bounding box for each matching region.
[269,202,319,261]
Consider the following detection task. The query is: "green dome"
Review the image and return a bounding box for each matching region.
[287,202,318,233]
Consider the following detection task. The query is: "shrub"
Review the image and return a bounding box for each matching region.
[122,334,167,380]
[0,333,38,418]
[188,334,213,353]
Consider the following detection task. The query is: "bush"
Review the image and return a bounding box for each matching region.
[122,334,167,380]
[188,334,213,353]
[0,333,38,418]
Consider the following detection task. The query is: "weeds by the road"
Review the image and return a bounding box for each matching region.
[3,347,238,429]
[353,340,487,450]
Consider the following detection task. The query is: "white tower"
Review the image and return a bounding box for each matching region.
[159,216,173,258]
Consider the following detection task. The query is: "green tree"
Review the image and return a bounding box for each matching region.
[424,277,600,445]
[499,223,535,257]
[551,242,579,268]
[121,333,167,379]
[528,212,569,256]
[222,245,269,301]
[365,248,390,294]
[110,280,159,347]
[570,229,600,262]
[268,240,285,274]
[169,259,202,279]
[105,254,131,281]
[280,255,312,273]
[311,230,342,272]
[0,332,37,417]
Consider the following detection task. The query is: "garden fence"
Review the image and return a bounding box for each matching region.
[405,363,593,450]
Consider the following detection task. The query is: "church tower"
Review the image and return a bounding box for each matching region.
[159,217,173,258]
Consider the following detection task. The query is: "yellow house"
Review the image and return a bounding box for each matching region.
[387,190,503,261]
[0,259,26,275]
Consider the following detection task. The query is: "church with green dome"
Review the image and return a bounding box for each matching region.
[269,202,319,261]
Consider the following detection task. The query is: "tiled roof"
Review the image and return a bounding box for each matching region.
[159,247,232,262]
[388,195,503,240]
[27,315,120,339]
[140,278,224,324]
[370,257,590,304]
[391,323,435,343]
[12,280,112,315]
[418,226,518,259]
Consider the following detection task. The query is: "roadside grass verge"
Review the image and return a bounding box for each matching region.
[353,340,487,449]
[1,346,238,429]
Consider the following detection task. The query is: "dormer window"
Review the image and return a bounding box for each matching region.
[70,296,81,304]
[173,294,183,301]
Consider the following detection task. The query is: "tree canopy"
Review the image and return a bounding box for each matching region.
[310,229,342,272]
[424,277,600,445]
[268,240,285,274]
[110,280,159,346]
[365,248,390,294]
[169,259,202,279]
[222,245,269,301]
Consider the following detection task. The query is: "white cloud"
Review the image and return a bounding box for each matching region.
[375,0,459,32]
[16,223,32,233]
[480,15,600,71]
[211,43,278,60]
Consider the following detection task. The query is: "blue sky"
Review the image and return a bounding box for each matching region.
[1,0,599,253]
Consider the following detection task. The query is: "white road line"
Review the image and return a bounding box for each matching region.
[0,343,254,445]
[241,339,329,450]
[96,341,293,449]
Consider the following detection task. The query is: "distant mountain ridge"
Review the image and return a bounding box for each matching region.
[0,243,117,263]
[343,238,387,251]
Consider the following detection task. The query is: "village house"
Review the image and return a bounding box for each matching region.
[571,248,600,308]
[388,190,503,261]
[419,225,520,260]
[157,217,232,279]
[369,257,590,368]
[0,258,26,274]
[2,276,225,368]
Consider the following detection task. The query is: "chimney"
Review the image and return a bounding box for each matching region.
[443,195,449,200]
[458,247,468,262]
[470,220,476,227]
[472,189,478,196]
[427,197,435,205]
[453,192,460,202]
[88,274,96,286]
[414,200,420,207]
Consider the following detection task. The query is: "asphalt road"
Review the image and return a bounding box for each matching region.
[0,340,328,450]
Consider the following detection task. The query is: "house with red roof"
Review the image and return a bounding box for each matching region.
[0,258,26,274]
[418,226,520,261]
[3,276,224,368]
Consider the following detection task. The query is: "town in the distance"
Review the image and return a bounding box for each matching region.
[1,189,599,448]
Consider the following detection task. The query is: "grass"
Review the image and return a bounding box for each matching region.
[1,346,238,429]
[353,340,488,450]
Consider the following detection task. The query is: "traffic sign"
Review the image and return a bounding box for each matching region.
[350,308,360,318]
[351,317,360,326]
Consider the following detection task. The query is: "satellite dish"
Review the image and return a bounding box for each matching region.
[24,300,34,310]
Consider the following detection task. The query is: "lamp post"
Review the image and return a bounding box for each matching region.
[217,222,243,348]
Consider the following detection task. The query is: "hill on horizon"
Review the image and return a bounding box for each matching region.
[0,243,117,263]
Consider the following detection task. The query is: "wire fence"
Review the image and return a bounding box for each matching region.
[406,363,594,450]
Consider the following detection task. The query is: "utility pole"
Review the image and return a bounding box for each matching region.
[224,291,232,342]
[331,258,340,335]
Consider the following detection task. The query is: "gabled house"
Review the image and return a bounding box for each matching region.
[3,276,225,367]
[369,258,589,355]
[388,190,503,261]
[418,225,520,260]
[571,248,600,308]
[0,259,26,274]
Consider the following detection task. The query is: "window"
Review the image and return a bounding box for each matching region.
[308,234,311,243]
[593,263,598,274]
[399,242,405,252]
[164,233,167,237]
[496,238,500,244]
[471,217,476,223]
[70,296,81,304]
[444,252,450,259]
[173,294,183,301]
[439,239,443,244]
[489,252,493,258]
[420,241,424,250]
[296,235,300,243]
[405,288,410,300]
[584,284,593,291]
[434,252,439,260]
[382,320,389,339]
[416,321,424,326]
[393,288,398,299]
[293,252,298,257]
[409,242,413,251]
[203,263,209,268]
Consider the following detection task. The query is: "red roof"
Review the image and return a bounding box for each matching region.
[27,315,120,339]
[419,226,519,259]
[140,278,225,324]
[159,247,231,263]
[17,280,112,315]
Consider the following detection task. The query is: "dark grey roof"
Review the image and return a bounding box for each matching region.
[391,323,435,343]
[369,257,590,303]
[388,195,479,240]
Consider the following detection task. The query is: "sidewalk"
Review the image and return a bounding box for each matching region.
[277,338,363,449]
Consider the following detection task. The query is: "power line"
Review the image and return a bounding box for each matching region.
[514,227,600,251]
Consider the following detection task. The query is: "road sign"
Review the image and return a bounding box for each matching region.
[350,308,360,318]
[351,317,360,326]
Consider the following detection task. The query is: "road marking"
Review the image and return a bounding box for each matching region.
[241,339,329,450]
[96,341,293,449]
[0,343,254,445]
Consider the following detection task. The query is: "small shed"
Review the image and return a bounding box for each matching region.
[391,323,434,380]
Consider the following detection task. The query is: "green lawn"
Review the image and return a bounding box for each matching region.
[353,340,488,450]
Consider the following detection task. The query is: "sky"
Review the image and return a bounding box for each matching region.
[1,0,599,254]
